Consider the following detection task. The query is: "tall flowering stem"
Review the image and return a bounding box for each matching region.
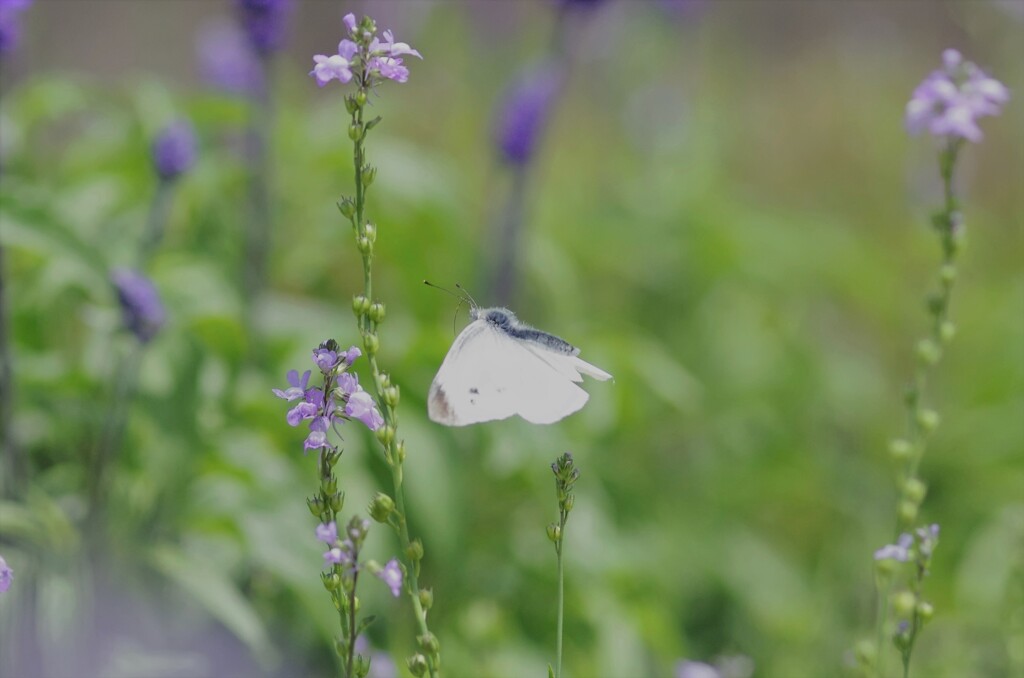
[310,14,438,677]
[863,50,1009,678]
[547,453,579,678]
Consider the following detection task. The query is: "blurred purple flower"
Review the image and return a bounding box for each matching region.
[346,390,384,431]
[273,369,311,401]
[110,269,165,343]
[906,49,1009,143]
[0,0,32,57]
[915,523,940,558]
[874,533,914,562]
[556,0,608,8]
[196,19,264,96]
[235,0,291,55]
[676,661,720,678]
[494,65,564,165]
[0,554,12,593]
[377,558,403,597]
[324,546,349,567]
[151,121,198,181]
[316,521,338,544]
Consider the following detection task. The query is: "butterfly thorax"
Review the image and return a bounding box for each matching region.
[472,307,580,356]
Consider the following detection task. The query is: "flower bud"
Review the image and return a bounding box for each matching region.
[916,409,940,433]
[345,96,359,115]
[325,573,341,591]
[926,294,944,316]
[853,638,876,668]
[561,494,574,513]
[899,500,918,525]
[356,91,367,107]
[353,654,370,677]
[369,302,386,323]
[338,198,355,219]
[384,385,400,407]
[407,538,424,562]
[395,440,407,464]
[915,339,941,366]
[363,333,379,355]
[419,587,433,610]
[375,424,395,446]
[547,523,561,543]
[348,124,363,141]
[368,492,396,522]
[407,654,428,677]
[875,556,897,576]
[939,264,957,285]
[376,372,391,390]
[364,222,377,242]
[939,321,956,344]
[357,236,372,254]
[330,492,345,513]
[417,632,440,655]
[893,591,917,617]
[322,477,338,496]
[888,439,913,461]
[362,165,377,187]
[917,601,934,621]
[353,295,370,315]
[307,496,325,518]
[903,478,927,504]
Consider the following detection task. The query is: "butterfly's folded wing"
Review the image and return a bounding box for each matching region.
[429,322,596,426]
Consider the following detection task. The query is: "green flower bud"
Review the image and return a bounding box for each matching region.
[893,591,916,617]
[369,302,386,324]
[357,236,372,254]
[376,372,391,390]
[336,638,347,657]
[875,556,897,576]
[307,496,325,518]
[384,385,400,407]
[407,654,428,677]
[355,91,367,107]
[419,587,433,610]
[939,264,957,285]
[547,523,561,543]
[353,295,370,315]
[353,654,369,678]
[926,294,944,316]
[417,632,440,656]
[375,424,395,446]
[939,321,956,344]
[561,494,575,513]
[348,124,363,141]
[330,491,344,513]
[903,478,927,504]
[362,165,377,187]
[363,333,380,356]
[407,538,424,562]
[915,339,941,366]
[888,438,913,461]
[916,409,940,433]
[368,492,396,523]
[322,477,338,496]
[899,500,918,525]
[364,222,377,242]
[917,601,934,621]
[338,198,355,219]
[853,638,876,668]
[325,573,341,591]
[395,440,407,464]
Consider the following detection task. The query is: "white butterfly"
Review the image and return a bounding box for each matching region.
[428,306,612,426]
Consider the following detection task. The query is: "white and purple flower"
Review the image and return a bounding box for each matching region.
[377,558,403,597]
[309,13,421,88]
[874,532,914,562]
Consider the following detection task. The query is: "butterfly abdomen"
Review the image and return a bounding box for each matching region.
[478,308,579,356]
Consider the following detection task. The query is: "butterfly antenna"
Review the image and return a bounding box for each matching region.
[424,280,470,336]
[454,282,479,309]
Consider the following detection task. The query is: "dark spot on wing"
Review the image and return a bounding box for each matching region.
[469,387,479,394]
[431,386,453,421]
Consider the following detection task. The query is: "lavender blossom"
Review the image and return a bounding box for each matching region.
[235,0,291,55]
[324,546,350,567]
[272,369,311,401]
[0,0,32,57]
[345,390,384,431]
[316,521,338,544]
[377,558,403,597]
[110,269,166,343]
[151,121,198,181]
[494,65,564,165]
[874,532,914,562]
[915,523,940,558]
[906,49,1009,143]
[196,19,264,95]
[0,554,12,593]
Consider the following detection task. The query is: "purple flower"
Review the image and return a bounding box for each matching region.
[874,533,914,562]
[273,369,311,401]
[316,521,338,544]
[303,413,333,451]
[324,546,348,567]
[0,0,32,57]
[915,523,940,558]
[196,19,264,96]
[341,345,362,365]
[342,12,357,33]
[906,49,1009,143]
[494,65,564,165]
[346,390,384,431]
[151,121,198,181]
[286,400,318,427]
[110,269,165,343]
[337,372,360,395]
[235,0,291,55]
[311,53,353,87]
[313,347,339,373]
[0,554,12,593]
[377,558,403,597]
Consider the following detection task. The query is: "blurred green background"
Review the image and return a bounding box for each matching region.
[1,1,1022,677]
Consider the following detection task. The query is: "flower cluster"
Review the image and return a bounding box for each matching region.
[274,340,384,453]
[906,49,1009,143]
[310,13,421,88]
[235,0,291,55]
[874,524,940,569]
[0,554,12,593]
[0,0,32,56]
[315,518,404,598]
[151,121,198,182]
[110,268,166,343]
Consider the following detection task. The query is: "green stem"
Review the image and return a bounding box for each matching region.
[556,538,565,678]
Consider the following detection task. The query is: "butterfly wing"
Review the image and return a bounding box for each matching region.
[429,322,611,426]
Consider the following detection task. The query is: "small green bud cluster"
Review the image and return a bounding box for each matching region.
[368,492,396,523]
[548,453,579,548]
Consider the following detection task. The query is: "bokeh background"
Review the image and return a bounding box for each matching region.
[1,1,1022,677]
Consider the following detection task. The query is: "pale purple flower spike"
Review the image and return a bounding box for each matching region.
[906,49,1009,143]
[310,13,421,88]
[0,555,12,593]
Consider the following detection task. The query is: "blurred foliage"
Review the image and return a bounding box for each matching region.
[1,2,1022,677]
